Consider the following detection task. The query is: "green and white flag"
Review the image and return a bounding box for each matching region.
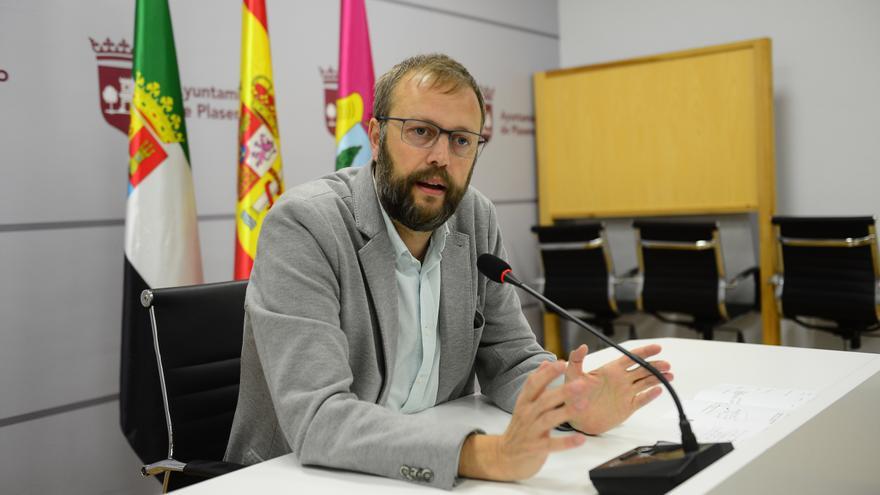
[120,0,203,464]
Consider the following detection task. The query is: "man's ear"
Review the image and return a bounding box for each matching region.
[368,118,381,160]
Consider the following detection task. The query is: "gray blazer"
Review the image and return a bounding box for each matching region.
[225,164,552,489]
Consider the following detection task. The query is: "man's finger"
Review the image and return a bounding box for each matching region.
[545,433,587,453]
[631,375,666,392]
[532,380,587,417]
[519,360,566,404]
[627,360,671,382]
[565,344,588,382]
[632,386,663,409]
[535,402,586,433]
[633,372,674,389]
[612,344,662,369]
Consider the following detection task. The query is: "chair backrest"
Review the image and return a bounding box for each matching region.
[772,216,879,325]
[141,280,248,464]
[634,220,727,321]
[532,223,618,316]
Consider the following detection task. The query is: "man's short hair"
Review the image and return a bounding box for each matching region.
[373,53,486,130]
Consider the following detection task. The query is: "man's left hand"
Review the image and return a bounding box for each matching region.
[564,344,672,435]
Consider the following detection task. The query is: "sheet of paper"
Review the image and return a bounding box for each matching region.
[663,384,816,445]
[693,384,816,411]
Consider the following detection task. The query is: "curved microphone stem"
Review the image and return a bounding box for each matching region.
[503,272,699,453]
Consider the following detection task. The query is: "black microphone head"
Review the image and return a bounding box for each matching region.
[477,253,511,283]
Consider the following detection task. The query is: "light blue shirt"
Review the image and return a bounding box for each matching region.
[379,205,448,414]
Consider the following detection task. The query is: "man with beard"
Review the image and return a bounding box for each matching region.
[226,54,672,488]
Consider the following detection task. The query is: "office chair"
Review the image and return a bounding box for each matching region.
[532,223,637,352]
[139,280,248,492]
[633,220,758,342]
[771,216,880,350]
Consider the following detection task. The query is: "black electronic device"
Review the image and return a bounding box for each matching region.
[477,254,734,495]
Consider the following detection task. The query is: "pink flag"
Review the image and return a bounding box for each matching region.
[335,0,374,169]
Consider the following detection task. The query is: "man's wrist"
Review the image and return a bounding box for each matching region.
[458,433,502,480]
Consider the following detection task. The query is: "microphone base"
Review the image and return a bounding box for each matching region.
[589,441,734,495]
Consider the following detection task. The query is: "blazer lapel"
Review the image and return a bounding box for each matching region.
[352,165,398,404]
[436,229,475,401]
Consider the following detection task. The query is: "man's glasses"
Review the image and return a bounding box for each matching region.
[377,116,487,159]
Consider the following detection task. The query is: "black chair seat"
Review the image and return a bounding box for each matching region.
[532,223,638,352]
[139,280,248,491]
[772,216,880,349]
[634,220,757,342]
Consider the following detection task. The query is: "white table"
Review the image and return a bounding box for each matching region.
[176,338,880,494]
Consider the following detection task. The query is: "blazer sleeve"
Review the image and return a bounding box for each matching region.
[246,196,481,489]
[472,201,556,414]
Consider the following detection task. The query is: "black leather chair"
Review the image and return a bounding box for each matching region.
[633,220,758,342]
[771,216,880,350]
[139,280,248,492]
[532,223,637,351]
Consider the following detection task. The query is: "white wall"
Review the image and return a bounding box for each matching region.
[557,0,880,352]
[0,1,558,493]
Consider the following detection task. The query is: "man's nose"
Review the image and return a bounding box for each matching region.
[425,133,451,167]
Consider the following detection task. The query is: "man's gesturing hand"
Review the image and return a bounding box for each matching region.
[564,343,673,435]
[458,360,589,481]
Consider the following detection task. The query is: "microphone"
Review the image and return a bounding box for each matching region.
[477,253,733,495]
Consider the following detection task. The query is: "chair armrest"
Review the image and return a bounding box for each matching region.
[724,266,761,311]
[142,459,186,477]
[613,267,639,284]
[725,266,758,290]
[769,273,783,288]
[142,458,244,479]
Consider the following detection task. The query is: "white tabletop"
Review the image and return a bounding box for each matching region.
[176,338,880,494]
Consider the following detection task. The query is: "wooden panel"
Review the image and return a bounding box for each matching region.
[535,40,765,221]
[752,39,781,345]
[534,39,779,343]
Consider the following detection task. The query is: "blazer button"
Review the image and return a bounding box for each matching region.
[421,469,434,482]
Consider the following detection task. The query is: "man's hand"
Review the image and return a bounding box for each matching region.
[565,343,672,435]
[458,360,589,481]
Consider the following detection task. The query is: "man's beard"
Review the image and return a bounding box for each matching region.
[374,139,473,232]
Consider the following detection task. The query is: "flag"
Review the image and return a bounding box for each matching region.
[120,0,203,464]
[235,0,284,279]
[335,0,375,170]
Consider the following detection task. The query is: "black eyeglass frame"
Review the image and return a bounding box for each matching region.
[376,116,488,158]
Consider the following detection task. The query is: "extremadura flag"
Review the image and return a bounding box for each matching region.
[120,0,203,465]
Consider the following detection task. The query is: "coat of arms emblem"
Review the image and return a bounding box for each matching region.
[320,66,338,137]
[90,37,133,135]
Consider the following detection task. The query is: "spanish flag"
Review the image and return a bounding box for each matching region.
[335,0,375,169]
[235,0,284,279]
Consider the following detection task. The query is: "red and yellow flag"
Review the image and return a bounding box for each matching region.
[235,0,284,279]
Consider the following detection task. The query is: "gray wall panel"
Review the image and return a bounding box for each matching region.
[380,0,559,36]
[0,226,123,419]
[199,216,237,284]
[0,0,133,225]
[0,401,158,495]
